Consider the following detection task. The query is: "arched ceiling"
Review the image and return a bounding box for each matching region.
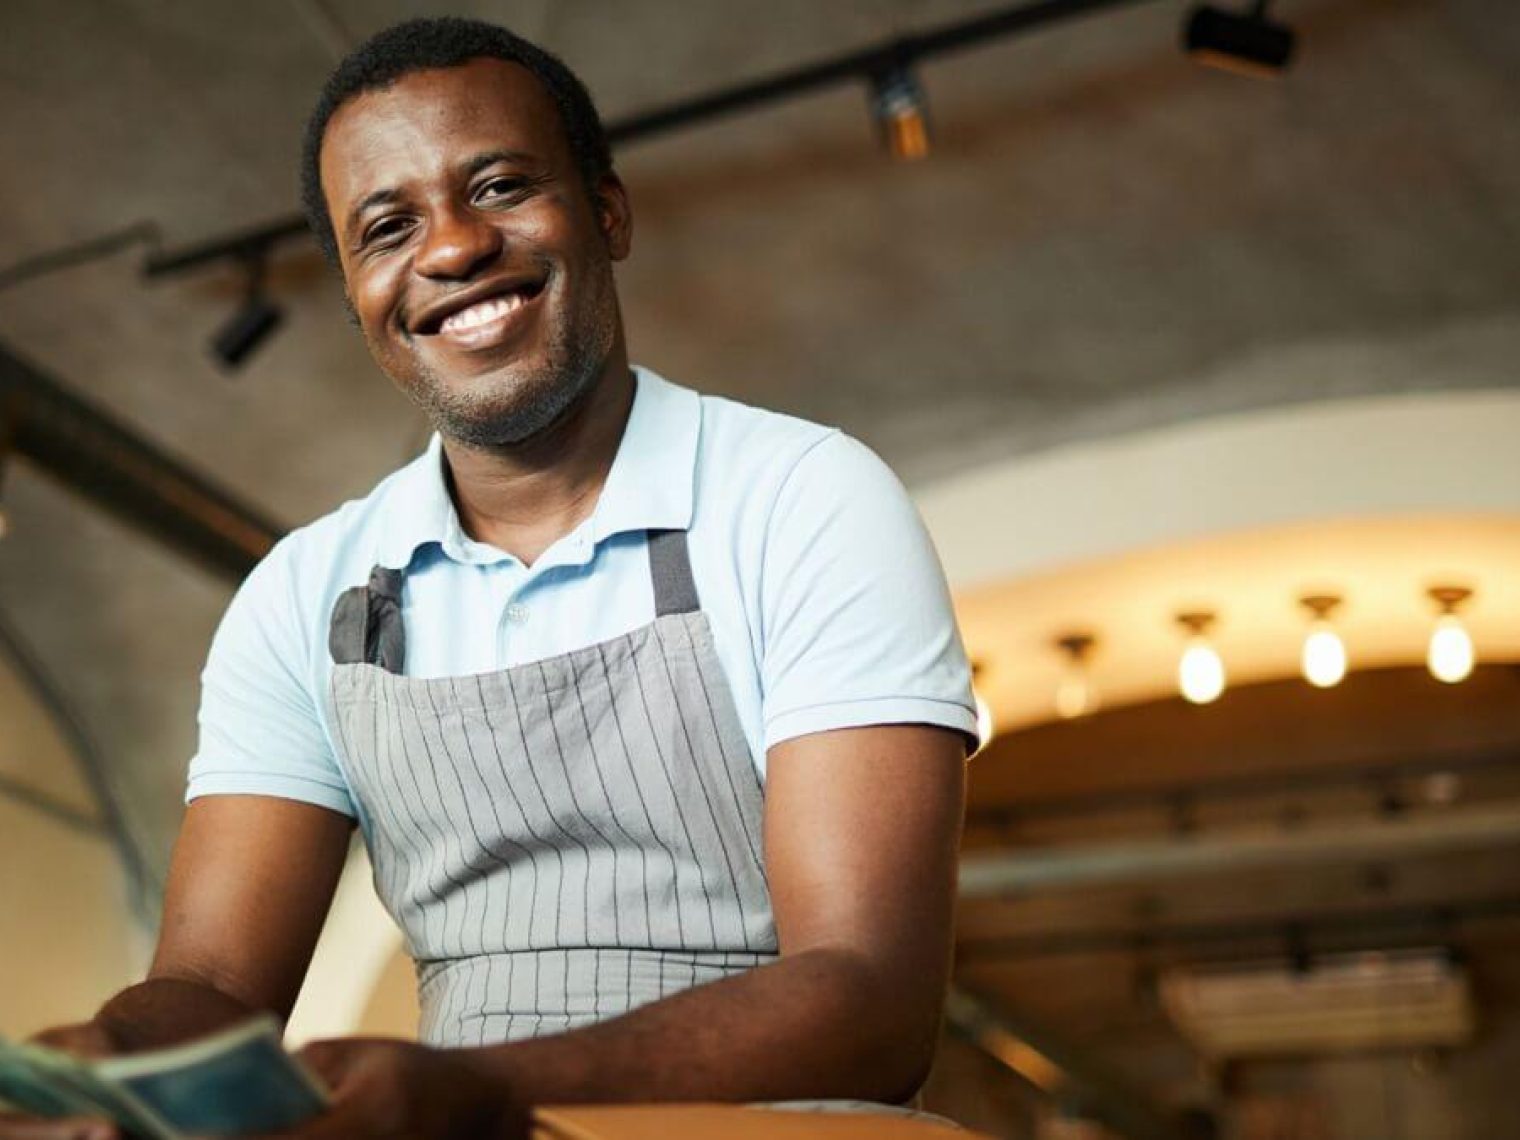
[917,390,1520,730]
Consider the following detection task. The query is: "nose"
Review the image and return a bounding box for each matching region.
[413,204,503,280]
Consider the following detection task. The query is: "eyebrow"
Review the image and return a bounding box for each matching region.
[342,150,543,244]
[462,149,539,178]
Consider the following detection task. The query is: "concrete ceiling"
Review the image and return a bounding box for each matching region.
[0,0,1516,911]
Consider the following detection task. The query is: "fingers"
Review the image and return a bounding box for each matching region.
[292,1039,362,1095]
[295,1036,405,1093]
[0,1115,117,1140]
[26,1024,116,1061]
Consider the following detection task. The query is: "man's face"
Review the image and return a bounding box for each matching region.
[320,58,631,446]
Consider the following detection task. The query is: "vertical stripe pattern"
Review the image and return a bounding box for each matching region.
[328,532,776,1045]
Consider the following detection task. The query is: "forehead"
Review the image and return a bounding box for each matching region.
[320,57,568,204]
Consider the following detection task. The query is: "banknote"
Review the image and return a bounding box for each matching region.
[97,1016,329,1135]
[0,1015,328,1137]
[13,1042,176,1139]
[0,1045,87,1118]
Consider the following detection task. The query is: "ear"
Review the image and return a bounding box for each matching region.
[593,173,633,262]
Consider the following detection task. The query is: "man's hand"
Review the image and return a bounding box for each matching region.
[0,1035,528,1140]
[24,1023,118,1061]
[0,1022,121,1140]
[2,797,353,1140]
[246,1038,529,1140]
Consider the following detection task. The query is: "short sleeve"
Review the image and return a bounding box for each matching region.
[759,432,977,753]
[186,539,357,817]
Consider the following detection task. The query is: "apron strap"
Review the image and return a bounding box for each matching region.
[332,532,692,669]
[647,529,700,616]
[329,565,406,672]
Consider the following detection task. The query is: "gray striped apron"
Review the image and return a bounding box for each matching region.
[327,529,777,1046]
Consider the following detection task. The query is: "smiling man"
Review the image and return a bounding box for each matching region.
[2,17,975,1140]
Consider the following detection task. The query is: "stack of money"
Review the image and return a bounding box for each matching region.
[0,1015,328,1138]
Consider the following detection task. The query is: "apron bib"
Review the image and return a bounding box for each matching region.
[327,529,777,1046]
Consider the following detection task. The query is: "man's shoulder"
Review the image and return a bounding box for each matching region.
[687,384,909,524]
[694,386,836,452]
[689,385,844,504]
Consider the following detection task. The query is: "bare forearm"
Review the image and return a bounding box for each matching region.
[93,976,260,1053]
[469,948,941,1106]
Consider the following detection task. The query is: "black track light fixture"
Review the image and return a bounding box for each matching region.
[211,249,283,371]
[869,62,932,162]
[1184,0,1296,78]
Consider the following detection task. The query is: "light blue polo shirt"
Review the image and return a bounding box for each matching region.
[188,367,976,822]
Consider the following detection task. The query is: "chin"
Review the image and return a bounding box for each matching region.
[425,361,599,447]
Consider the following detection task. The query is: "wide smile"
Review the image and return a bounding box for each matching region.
[412,278,547,353]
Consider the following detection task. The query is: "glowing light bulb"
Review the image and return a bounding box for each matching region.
[1428,615,1474,684]
[973,689,995,751]
[1297,596,1348,689]
[1301,625,1347,688]
[1175,611,1225,705]
[1179,640,1226,704]
[1425,586,1476,685]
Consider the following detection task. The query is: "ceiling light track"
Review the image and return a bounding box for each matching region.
[138,0,1167,281]
[3,0,1297,364]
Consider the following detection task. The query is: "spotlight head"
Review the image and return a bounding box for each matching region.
[1184,4,1296,78]
[211,294,283,371]
[869,64,932,162]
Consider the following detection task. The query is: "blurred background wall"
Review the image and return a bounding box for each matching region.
[1,1,1517,1137]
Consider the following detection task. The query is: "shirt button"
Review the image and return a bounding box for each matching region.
[505,603,530,625]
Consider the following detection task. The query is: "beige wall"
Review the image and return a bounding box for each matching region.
[0,800,141,1036]
[0,656,141,1037]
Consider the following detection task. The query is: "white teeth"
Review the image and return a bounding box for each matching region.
[439,292,525,333]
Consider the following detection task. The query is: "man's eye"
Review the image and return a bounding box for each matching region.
[476,177,526,203]
[363,217,411,247]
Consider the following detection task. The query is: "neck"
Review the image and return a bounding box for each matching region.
[441,361,637,566]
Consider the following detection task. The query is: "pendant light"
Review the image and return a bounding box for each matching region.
[1298,594,1347,689]
[1426,586,1475,684]
[1053,632,1099,719]
[1176,611,1226,705]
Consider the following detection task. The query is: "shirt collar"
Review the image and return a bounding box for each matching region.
[375,365,699,571]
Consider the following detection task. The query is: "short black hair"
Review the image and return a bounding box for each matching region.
[299,17,613,267]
